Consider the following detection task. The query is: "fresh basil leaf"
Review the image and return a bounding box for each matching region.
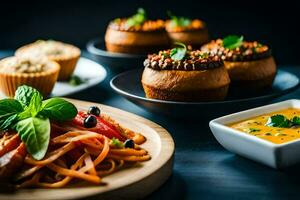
[0,99,23,130]
[17,110,32,121]
[15,85,43,108]
[0,114,18,130]
[170,42,187,61]
[16,117,50,160]
[17,93,43,120]
[170,48,186,60]
[266,115,291,128]
[0,99,23,118]
[292,116,300,125]
[125,8,147,28]
[170,48,178,56]
[39,98,78,121]
[222,35,244,50]
[28,93,43,116]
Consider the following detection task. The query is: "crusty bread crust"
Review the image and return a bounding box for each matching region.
[142,84,229,101]
[141,66,230,101]
[224,56,276,91]
[167,29,209,47]
[105,43,169,54]
[105,28,170,54]
[225,56,276,81]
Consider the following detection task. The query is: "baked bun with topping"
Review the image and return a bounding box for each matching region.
[202,35,276,92]
[165,12,209,47]
[0,56,60,97]
[15,40,80,81]
[142,43,230,101]
[105,8,170,54]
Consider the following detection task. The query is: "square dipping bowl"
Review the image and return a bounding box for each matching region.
[209,99,300,169]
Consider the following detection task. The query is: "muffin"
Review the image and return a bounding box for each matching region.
[105,8,170,54]
[0,56,60,97]
[165,13,209,47]
[141,44,230,102]
[202,35,276,92]
[15,40,80,81]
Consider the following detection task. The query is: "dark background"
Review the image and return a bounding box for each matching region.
[2,1,300,199]
[1,0,300,65]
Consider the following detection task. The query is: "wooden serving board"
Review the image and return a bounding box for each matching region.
[0,99,175,200]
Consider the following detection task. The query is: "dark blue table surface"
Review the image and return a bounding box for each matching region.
[2,50,300,200]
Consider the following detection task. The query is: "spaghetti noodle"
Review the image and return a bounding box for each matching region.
[1,113,150,188]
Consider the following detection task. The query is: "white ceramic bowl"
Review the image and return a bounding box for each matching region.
[209,99,300,169]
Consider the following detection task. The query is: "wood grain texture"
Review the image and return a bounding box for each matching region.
[0,99,174,200]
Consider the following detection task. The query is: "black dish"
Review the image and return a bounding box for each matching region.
[110,68,300,118]
[86,38,146,73]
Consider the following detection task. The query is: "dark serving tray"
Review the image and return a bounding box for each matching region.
[86,38,146,74]
[110,68,300,119]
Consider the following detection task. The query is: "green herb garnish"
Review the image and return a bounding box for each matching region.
[222,35,244,50]
[16,117,50,160]
[265,114,291,128]
[15,86,41,108]
[111,137,124,148]
[167,11,191,28]
[257,43,263,48]
[248,128,261,133]
[39,98,78,121]
[161,52,168,58]
[0,99,23,130]
[199,52,209,59]
[170,42,187,61]
[69,75,85,86]
[292,116,300,125]
[0,85,78,160]
[125,8,147,28]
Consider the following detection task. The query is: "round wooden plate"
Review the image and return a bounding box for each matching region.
[0,99,174,200]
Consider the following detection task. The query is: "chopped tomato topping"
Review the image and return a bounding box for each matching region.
[72,111,125,141]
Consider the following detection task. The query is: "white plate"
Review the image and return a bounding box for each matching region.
[209,99,300,169]
[0,57,107,98]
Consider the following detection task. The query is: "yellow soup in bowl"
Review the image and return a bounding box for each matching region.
[229,108,300,144]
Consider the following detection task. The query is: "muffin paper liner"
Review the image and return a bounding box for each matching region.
[0,67,59,97]
[55,56,80,81]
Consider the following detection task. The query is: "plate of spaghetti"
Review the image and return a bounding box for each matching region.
[0,85,174,200]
